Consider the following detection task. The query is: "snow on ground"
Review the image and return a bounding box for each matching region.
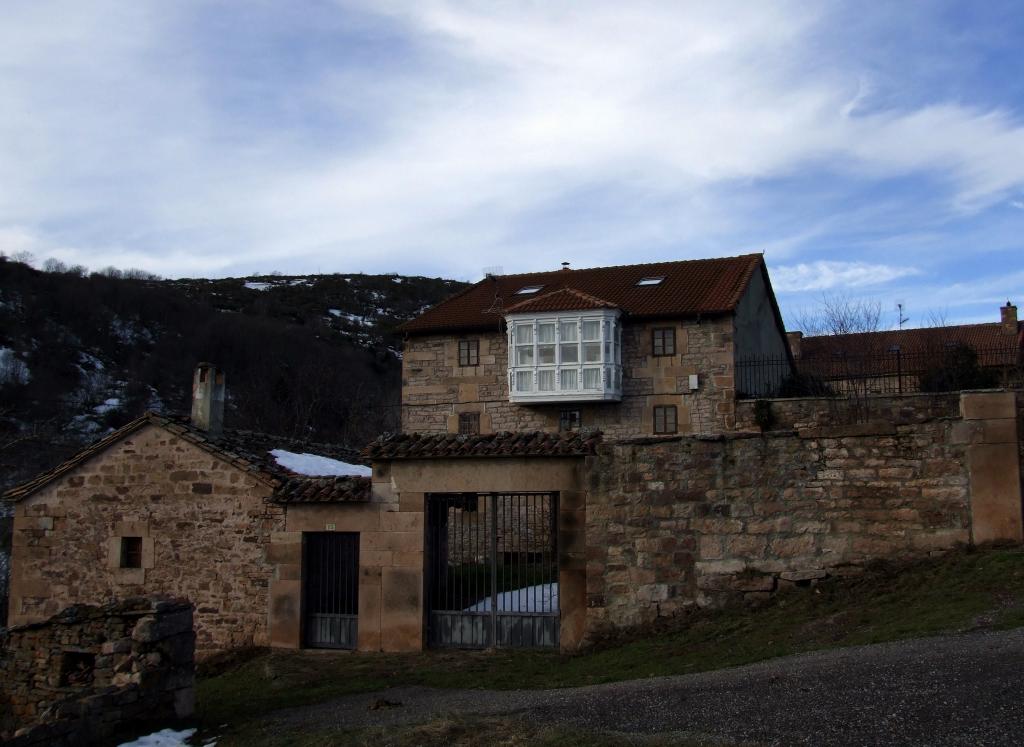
[465,583,559,613]
[116,728,211,747]
[270,449,372,477]
[243,281,274,291]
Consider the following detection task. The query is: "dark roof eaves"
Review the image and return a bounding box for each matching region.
[2,413,284,503]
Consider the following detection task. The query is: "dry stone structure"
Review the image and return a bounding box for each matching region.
[0,596,195,747]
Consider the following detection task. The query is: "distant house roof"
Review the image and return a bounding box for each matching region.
[799,322,1023,361]
[400,254,766,334]
[363,430,602,460]
[3,412,371,504]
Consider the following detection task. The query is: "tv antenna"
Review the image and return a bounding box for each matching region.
[896,301,909,330]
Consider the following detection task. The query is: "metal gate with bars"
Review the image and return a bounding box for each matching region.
[303,532,359,649]
[426,492,559,649]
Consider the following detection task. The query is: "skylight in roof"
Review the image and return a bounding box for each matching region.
[637,277,665,286]
[515,285,544,295]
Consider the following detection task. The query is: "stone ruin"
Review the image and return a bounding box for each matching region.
[0,595,195,747]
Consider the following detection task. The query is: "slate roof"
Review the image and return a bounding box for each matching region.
[363,430,602,460]
[2,412,371,504]
[400,254,765,334]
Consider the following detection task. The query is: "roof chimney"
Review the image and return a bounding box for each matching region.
[191,363,225,436]
[1001,301,1017,335]
[561,261,570,270]
[786,331,803,359]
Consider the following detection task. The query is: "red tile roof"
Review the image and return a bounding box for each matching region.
[2,412,371,504]
[799,323,1023,361]
[363,430,602,460]
[505,287,618,314]
[400,254,765,334]
[275,475,372,503]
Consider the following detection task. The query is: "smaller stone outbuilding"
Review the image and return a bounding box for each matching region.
[4,364,371,656]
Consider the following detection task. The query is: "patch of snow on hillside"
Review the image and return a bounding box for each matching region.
[117,728,203,747]
[111,317,154,345]
[94,397,121,415]
[269,449,371,477]
[244,281,274,291]
[0,347,30,384]
[391,277,403,283]
[330,311,372,327]
[465,583,558,613]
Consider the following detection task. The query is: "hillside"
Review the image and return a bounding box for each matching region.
[0,257,467,495]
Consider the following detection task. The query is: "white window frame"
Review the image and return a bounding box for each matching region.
[506,309,623,403]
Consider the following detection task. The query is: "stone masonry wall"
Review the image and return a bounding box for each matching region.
[735,392,962,431]
[0,596,194,746]
[586,416,972,636]
[8,424,284,655]
[401,316,737,438]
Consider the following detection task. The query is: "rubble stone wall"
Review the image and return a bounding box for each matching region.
[734,392,962,431]
[585,391,1023,639]
[0,596,194,746]
[8,424,284,654]
[586,415,973,636]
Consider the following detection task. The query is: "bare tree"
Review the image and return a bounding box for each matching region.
[792,293,882,336]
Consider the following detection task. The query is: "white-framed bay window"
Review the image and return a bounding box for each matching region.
[506,309,622,402]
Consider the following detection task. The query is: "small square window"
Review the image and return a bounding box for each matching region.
[559,409,581,431]
[515,285,543,295]
[637,277,665,286]
[653,328,676,356]
[458,412,480,435]
[653,405,678,434]
[458,339,479,367]
[120,537,143,569]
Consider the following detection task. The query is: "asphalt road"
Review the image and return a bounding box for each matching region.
[269,628,1024,746]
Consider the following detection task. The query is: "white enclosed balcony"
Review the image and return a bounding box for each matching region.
[506,309,623,403]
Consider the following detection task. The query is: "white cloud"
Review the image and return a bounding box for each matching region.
[1,1,1024,280]
[772,261,921,292]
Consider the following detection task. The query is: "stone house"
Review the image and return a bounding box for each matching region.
[399,253,791,437]
[4,364,373,656]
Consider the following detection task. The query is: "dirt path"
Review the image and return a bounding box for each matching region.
[265,628,1024,746]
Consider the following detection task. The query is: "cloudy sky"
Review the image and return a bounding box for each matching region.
[2,1,1023,328]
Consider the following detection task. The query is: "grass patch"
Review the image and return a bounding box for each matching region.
[204,714,718,747]
[198,546,1024,735]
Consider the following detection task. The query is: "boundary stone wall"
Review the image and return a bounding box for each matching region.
[585,391,1024,640]
[0,596,195,746]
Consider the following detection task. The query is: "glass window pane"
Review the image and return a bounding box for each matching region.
[516,371,532,391]
[538,345,555,364]
[559,322,578,342]
[515,325,533,344]
[538,323,555,343]
[561,369,578,389]
[517,346,534,365]
[538,370,555,391]
[583,368,600,389]
[560,343,579,363]
[583,342,601,362]
[582,320,600,341]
